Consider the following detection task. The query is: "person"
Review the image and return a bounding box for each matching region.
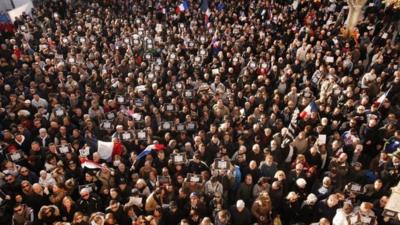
[310,218,331,225]
[12,203,34,225]
[200,217,214,225]
[105,200,130,225]
[316,194,341,222]
[77,188,100,216]
[71,211,89,225]
[332,202,354,225]
[214,209,230,225]
[186,192,207,220]
[252,177,270,199]
[60,196,77,222]
[282,192,301,225]
[164,201,184,225]
[17,167,38,184]
[205,176,223,199]
[236,174,253,207]
[229,200,251,225]
[259,154,278,181]
[352,202,377,225]
[38,205,61,225]
[38,170,56,189]
[298,193,318,224]
[104,213,117,225]
[251,192,272,225]
[49,183,67,206]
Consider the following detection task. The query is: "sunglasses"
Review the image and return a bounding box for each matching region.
[14,208,22,213]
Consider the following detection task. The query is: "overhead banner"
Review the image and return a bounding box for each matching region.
[13,0,32,8]
[8,0,33,22]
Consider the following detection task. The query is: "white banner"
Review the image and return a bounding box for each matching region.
[0,1,13,12]
[8,0,33,22]
[13,0,32,8]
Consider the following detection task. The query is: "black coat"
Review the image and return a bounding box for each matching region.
[298,203,316,225]
[229,205,252,225]
[281,200,301,225]
[23,193,49,214]
[164,208,184,225]
[315,199,338,222]
[105,206,130,225]
[77,195,101,216]
[59,205,78,222]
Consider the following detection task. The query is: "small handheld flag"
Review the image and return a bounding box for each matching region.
[299,102,318,120]
[176,0,189,14]
[136,144,166,161]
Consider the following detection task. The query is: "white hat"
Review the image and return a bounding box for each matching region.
[236,200,245,208]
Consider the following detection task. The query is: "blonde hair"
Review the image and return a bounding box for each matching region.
[274,170,286,180]
[72,211,86,224]
[62,196,75,206]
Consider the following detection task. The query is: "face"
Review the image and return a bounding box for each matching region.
[190,196,198,205]
[245,176,252,184]
[64,198,72,207]
[5,175,15,183]
[20,168,29,176]
[81,191,90,200]
[111,203,119,212]
[374,180,383,190]
[14,206,24,215]
[21,182,31,192]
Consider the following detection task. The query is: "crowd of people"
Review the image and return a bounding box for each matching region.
[0,0,399,224]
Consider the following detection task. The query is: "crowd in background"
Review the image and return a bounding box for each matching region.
[0,0,399,224]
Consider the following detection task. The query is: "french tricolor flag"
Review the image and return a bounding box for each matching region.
[97,139,123,161]
[80,159,103,170]
[200,0,211,24]
[205,9,211,24]
[137,143,165,161]
[374,87,391,108]
[299,102,318,119]
[176,0,189,14]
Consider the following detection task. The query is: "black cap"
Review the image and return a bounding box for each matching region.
[118,178,127,185]
[169,201,177,208]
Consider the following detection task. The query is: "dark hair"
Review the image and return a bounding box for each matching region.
[13,203,23,209]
